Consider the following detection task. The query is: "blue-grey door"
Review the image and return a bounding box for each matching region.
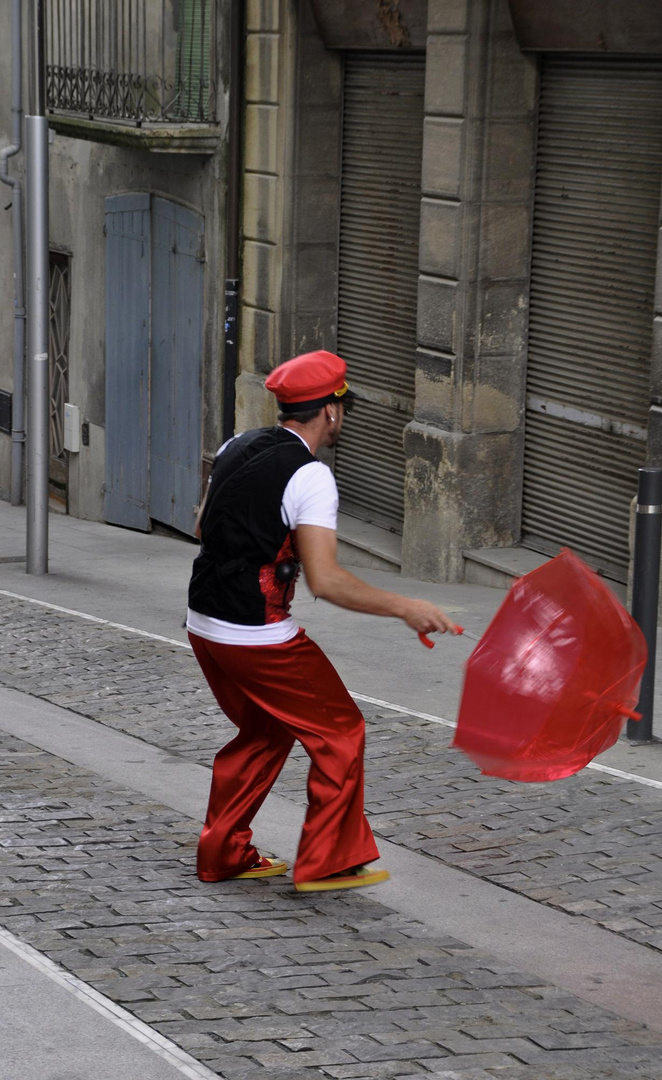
[104,194,203,536]
[150,198,204,534]
[104,193,151,530]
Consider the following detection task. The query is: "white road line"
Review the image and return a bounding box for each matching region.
[3,588,662,792]
[0,928,220,1080]
[348,690,456,729]
[585,761,662,788]
[351,694,662,789]
[0,589,191,648]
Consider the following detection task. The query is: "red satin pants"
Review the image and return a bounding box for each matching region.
[189,629,379,883]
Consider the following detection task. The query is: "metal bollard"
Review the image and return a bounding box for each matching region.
[627,467,662,741]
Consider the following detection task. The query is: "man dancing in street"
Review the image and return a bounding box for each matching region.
[187,350,458,892]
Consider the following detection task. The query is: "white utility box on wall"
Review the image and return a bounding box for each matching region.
[63,403,80,453]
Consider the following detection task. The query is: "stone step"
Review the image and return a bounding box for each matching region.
[463,546,551,590]
[464,546,628,605]
[336,512,402,572]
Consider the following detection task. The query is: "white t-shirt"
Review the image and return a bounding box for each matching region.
[186,430,337,645]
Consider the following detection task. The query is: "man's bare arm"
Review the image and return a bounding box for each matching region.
[296,525,459,636]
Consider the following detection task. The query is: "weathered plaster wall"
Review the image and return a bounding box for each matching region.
[48,138,225,521]
[402,0,537,581]
[0,1,20,501]
[0,1,228,521]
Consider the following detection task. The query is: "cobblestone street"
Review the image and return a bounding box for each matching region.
[2,728,662,1079]
[2,596,661,955]
[3,0,662,1072]
[1,590,662,1077]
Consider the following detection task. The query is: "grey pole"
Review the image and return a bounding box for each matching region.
[25,0,49,574]
[627,467,662,742]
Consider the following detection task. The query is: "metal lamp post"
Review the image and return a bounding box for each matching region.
[25,0,50,574]
[628,467,662,742]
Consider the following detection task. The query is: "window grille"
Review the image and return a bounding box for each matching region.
[46,0,216,124]
[49,252,70,465]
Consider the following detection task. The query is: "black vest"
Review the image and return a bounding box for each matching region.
[188,427,316,624]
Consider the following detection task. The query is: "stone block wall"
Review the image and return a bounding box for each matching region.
[236,0,286,429]
[238,0,539,584]
[236,0,341,432]
[402,0,538,581]
[283,0,341,359]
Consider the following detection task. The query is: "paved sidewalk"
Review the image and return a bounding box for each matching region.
[1,931,204,1080]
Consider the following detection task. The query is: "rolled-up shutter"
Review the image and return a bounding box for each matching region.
[522,55,662,580]
[176,0,212,120]
[334,52,425,532]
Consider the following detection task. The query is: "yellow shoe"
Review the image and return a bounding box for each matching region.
[232,856,288,879]
[294,865,390,893]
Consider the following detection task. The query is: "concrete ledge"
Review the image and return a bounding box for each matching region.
[465,546,628,605]
[48,114,221,154]
[337,512,402,572]
[464,546,550,589]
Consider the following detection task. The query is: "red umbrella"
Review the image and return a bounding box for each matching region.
[449,549,646,782]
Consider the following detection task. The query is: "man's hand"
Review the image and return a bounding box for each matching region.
[399,598,460,636]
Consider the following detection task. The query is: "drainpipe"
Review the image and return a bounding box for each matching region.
[0,0,26,506]
[222,0,243,443]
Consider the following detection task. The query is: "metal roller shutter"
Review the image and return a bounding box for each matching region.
[176,0,213,120]
[334,52,425,532]
[522,55,662,580]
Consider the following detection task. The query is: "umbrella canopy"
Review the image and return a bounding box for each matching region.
[453,549,647,782]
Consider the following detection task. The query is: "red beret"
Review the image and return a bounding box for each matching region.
[265,351,350,412]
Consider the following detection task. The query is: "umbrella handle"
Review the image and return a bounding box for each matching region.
[418,627,466,649]
[583,690,641,722]
[618,706,642,722]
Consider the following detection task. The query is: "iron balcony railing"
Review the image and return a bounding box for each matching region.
[46,0,217,125]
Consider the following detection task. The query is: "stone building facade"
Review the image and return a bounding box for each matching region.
[236,0,536,579]
[2,0,662,587]
[237,0,662,586]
